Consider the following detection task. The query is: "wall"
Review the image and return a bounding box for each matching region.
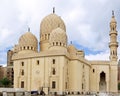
[90,62,110,92]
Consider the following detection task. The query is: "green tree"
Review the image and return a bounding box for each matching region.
[0,77,11,87]
[118,82,120,90]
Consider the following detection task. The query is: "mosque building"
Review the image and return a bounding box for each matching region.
[8,10,118,94]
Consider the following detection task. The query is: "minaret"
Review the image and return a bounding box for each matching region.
[109,11,118,61]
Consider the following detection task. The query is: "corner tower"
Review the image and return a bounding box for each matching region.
[109,11,118,92]
[109,11,118,61]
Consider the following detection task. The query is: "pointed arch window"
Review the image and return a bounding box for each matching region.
[56,42,58,45]
[52,68,56,75]
[27,46,29,49]
[53,42,54,46]
[21,81,24,88]
[113,51,114,55]
[21,70,24,75]
[37,60,39,65]
[21,62,24,66]
[93,69,95,73]
[60,42,61,46]
[52,81,56,89]
[53,59,55,64]
[82,83,84,89]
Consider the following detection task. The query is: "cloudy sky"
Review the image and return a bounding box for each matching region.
[0,0,120,66]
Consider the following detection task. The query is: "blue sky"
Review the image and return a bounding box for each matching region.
[0,0,120,65]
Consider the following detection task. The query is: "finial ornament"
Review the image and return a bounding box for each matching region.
[112,10,114,17]
[28,27,30,32]
[53,7,55,13]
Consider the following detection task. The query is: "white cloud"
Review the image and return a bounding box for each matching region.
[86,43,120,61]
[0,0,120,65]
[85,50,109,60]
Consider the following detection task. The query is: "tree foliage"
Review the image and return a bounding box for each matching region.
[118,82,120,90]
[0,77,11,87]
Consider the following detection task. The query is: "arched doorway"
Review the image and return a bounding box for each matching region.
[99,72,106,92]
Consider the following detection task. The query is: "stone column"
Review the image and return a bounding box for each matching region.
[3,91,7,96]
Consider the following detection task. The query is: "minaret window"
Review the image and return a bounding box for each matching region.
[111,51,112,55]
[113,27,114,31]
[53,59,55,64]
[113,51,114,55]
[21,62,24,66]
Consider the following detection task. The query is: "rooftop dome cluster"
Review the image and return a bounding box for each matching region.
[17,9,68,53]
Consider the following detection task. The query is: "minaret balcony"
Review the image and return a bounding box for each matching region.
[109,42,118,47]
[109,31,117,35]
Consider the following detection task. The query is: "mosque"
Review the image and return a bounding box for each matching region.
[9,9,118,94]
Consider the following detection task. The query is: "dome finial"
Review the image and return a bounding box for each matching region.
[53,7,55,13]
[28,27,30,32]
[112,10,114,17]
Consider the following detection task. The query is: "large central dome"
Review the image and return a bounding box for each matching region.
[40,12,66,51]
[40,13,66,35]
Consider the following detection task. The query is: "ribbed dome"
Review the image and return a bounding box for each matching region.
[19,32,38,51]
[67,44,77,53]
[40,13,66,35]
[49,28,67,47]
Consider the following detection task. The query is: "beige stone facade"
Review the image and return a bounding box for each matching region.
[118,60,120,83]
[10,11,118,94]
[0,66,7,80]
[7,50,14,87]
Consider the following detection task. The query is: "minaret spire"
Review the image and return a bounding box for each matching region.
[28,27,30,32]
[112,10,114,17]
[109,11,118,61]
[53,7,55,13]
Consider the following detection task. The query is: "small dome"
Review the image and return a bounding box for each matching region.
[40,13,66,35]
[19,32,38,51]
[49,28,67,47]
[67,44,77,53]
[110,16,116,23]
